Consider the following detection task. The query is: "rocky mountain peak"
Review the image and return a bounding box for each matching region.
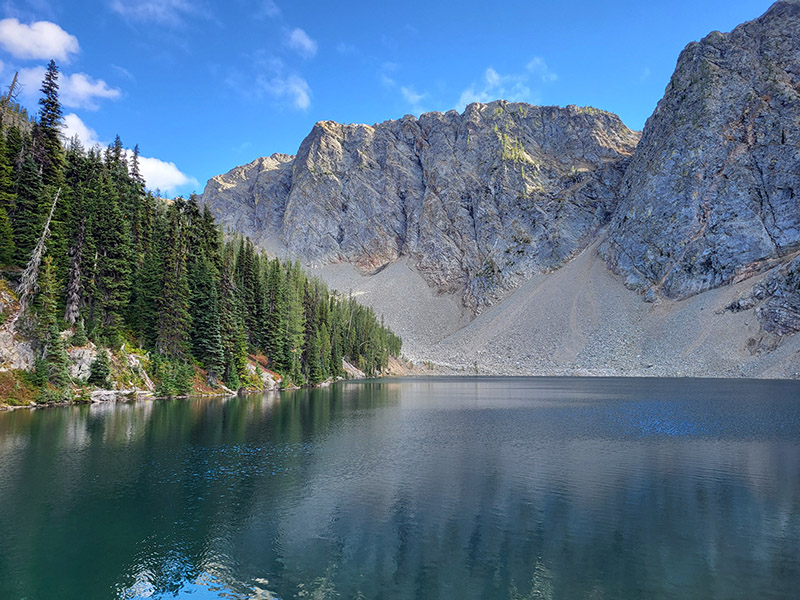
[600,0,800,300]
[203,101,640,310]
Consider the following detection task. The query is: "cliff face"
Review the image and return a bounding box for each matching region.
[201,0,800,376]
[600,0,800,301]
[202,153,293,249]
[203,102,640,310]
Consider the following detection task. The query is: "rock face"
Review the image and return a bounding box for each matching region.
[728,253,800,336]
[203,102,640,310]
[201,154,293,248]
[201,0,800,374]
[600,0,800,300]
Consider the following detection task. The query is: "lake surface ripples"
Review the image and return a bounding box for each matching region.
[0,377,798,599]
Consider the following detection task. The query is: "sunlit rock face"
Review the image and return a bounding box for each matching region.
[600,0,800,300]
[202,101,640,311]
[202,2,800,345]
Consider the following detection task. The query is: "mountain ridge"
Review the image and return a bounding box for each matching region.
[204,101,640,311]
[200,0,800,377]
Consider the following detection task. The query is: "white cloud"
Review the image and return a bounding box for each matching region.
[0,18,79,61]
[259,1,280,18]
[18,66,121,110]
[62,113,197,194]
[109,0,199,26]
[263,74,310,109]
[401,86,424,106]
[640,67,651,81]
[227,55,311,110]
[457,67,533,109]
[400,85,425,113]
[379,62,398,88]
[287,27,317,58]
[111,64,135,81]
[61,112,102,147]
[61,72,121,109]
[526,56,558,83]
[135,154,198,193]
[456,59,557,111]
[379,64,427,113]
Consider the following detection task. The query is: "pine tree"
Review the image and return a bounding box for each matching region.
[36,256,70,387]
[0,207,14,265]
[36,60,64,187]
[156,202,191,357]
[0,127,15,212]
[130,144,144,186]
[264,257,288,371]
[132,232,163,347]
[319,321,332,380]
[90,171,133,344]
[71,319,87,346]
[286,261,306,383]
[88,349,110,387]
[11,153,43,265]
[189,257,225,379]
[218,243,247,388]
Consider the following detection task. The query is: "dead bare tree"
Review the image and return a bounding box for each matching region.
[0,72,20,123]
[63,217,85,324]
[12,188,60,329]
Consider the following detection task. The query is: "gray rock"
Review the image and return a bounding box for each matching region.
[203,154,293,247]
[68,344,96,380]
[202,102,639,310]
[601,0,800,300]
[738,255,800,335]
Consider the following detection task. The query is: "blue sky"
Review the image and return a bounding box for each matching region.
[0,0,776,196]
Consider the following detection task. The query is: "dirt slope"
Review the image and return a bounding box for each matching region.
[312,240,800,379]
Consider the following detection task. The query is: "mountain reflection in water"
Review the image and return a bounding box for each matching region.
[0,377,798,600]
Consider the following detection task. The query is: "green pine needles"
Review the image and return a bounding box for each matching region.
[0,62,401,400]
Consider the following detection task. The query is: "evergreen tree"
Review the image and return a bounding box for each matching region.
[0,207,14,265]
[156,202,191,357]
[36,256,70,387]
[189,257,225,379]
[130,144,144,186]
[71,319,87,346]
[285,261,306,383]
[36,60,64,187]
[88,349,110,387]
[132,231,163,347]
[264,257,288,371]
[0,127,15,212]
[11,153,43,265]
[90,171,133,344]
[218,244,247,388]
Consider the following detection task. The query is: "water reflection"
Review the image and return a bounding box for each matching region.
[0,377,798,599]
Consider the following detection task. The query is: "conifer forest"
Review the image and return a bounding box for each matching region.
[0,61,401,403]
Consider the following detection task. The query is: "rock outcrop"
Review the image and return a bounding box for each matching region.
[200,0,800,376]
[600,0,800,300]
[728,253,800,336]
[203,102,640,310]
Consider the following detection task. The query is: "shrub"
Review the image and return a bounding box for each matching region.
[88,349,111,387]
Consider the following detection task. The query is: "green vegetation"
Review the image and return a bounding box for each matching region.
[572,105,610,117]
[0,63,401,404]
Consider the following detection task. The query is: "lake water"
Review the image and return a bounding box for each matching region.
[0,377,799,599]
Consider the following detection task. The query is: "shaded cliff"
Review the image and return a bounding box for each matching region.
[600,0,800,304]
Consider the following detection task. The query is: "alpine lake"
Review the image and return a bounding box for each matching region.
[1,376,798,600]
